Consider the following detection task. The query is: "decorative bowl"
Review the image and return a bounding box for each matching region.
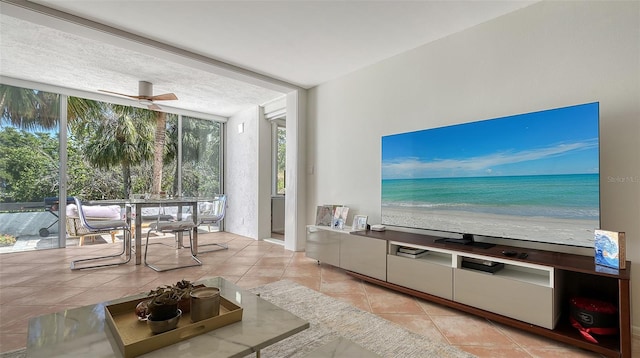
[147,309,181,334]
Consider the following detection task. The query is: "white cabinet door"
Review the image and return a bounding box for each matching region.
[340,235,387,281]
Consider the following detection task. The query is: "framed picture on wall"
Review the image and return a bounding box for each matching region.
[352,215,368,230]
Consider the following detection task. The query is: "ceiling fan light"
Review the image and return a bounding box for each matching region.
[138,99,153,106]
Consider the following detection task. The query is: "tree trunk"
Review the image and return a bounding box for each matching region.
[173,160,179,196]
[152,111,166,194]
[122,162,131,199]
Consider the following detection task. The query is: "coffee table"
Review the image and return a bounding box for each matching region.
[25,277,310,357]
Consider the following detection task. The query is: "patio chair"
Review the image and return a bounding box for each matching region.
[143,204,201,272]
[65,203,120,246]
[192,194,229,253]
[70,197,131,270]
[130,206,174,240]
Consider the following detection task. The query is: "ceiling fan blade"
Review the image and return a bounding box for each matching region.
[148,103,162,111]
[151,93,178,101]
[98,89,143,99]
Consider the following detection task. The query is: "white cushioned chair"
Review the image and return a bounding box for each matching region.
[191,195,229,253]
[69,197,131,270]
[66,203,121,246]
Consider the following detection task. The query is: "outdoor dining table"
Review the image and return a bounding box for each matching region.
[90,197,207,265]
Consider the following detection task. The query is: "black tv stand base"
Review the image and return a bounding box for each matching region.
[443,238,473,245]
[436,238,496,249]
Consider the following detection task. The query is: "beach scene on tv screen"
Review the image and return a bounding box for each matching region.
[381,103,600,247]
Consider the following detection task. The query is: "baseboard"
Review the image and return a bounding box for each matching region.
[264,238,284,246]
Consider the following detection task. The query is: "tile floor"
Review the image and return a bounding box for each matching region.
[0,232,635,357]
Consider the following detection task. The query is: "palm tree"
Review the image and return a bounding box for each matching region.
[0,85,59,130]
[73,103,156,198]
[1,84,163,198]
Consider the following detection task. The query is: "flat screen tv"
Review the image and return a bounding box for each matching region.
[381,102,599,248]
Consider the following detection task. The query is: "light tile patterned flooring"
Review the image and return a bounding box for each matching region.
[0,232,634,357]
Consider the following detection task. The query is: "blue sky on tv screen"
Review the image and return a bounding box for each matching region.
[382,103,599,180]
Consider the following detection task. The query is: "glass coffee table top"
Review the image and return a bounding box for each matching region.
[26,277,309,357]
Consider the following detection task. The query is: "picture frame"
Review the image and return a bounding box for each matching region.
[333,206,349,229]
[315,205,333,226]
[352,215,368,230]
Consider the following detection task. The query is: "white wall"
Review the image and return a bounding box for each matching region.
[225,107,260,238]
[307,1,640,330]
[257,103,273,241]
[225,90,307,249]
[285,90,307,251]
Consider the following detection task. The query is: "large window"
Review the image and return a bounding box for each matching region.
[275,124,287,195]
[273,120,286,196]
[0,83,224,252]
[0,84,61,250]
[67,98,162,200]
[181,116,222,197]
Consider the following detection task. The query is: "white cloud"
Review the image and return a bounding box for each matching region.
[382,139,598,179]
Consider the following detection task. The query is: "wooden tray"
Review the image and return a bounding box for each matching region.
[105,294,243,358]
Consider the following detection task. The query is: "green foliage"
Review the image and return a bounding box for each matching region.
[276,125,286,194]
[0,128,59,201]
[0,85,60,130]
[0,233,17,246]
[180,117,221,196]
[1,84,222,203]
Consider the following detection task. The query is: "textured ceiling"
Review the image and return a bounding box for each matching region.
[0,0,536,118]
[0,12,285,118]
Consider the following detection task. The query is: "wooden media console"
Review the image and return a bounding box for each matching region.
[306,226,631,357]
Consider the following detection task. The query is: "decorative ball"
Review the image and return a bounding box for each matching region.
[135,300,149,319]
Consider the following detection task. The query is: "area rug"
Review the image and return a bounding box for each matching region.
[1,280,473,358]
[246,279,474,358]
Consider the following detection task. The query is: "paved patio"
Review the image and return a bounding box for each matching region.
[0,211,78,253]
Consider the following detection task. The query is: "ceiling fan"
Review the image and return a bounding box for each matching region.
[99,80,177,110]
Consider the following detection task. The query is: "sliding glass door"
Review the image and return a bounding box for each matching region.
[0,84,62,251]
[181,116,223,232]
[0,83,224,253]
[181,116,222,197]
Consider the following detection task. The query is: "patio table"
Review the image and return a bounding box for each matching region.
[90,197,209,265]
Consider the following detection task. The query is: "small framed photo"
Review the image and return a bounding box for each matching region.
[352,215,368,230]
[315,205,333,226]
[333,206,349,229]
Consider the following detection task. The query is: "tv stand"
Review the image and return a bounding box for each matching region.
[345,229,631,358]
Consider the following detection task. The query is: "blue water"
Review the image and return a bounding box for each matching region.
[594,231,620,268]
[381,174,599,220]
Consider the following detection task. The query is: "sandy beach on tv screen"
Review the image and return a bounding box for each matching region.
[382,207,597,247]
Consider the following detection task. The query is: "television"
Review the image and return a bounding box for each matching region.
[381,102,600,248]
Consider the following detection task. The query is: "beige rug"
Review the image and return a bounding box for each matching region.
[247,279,474,358]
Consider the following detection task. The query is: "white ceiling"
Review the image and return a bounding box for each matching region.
[0,0,536,118]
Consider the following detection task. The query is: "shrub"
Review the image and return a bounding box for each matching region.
[0,234,17,246]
